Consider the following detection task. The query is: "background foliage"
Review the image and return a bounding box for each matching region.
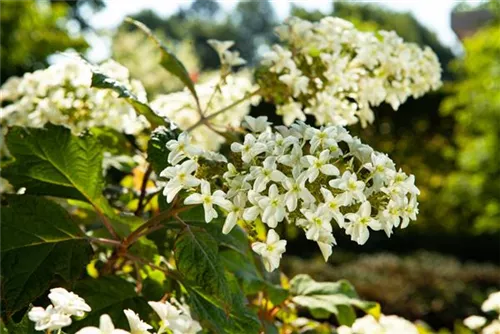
[1,0,499,332]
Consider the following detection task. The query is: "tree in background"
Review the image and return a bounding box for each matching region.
[111,29,203,96]
[129,0,277,70]
[0,0,103,84]
[440,23,500,233]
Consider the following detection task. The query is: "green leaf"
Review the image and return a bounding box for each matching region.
[174,227,230,307]
[0,313,37,334]
[90,127,134,156]
[90,70,168,128]
[70,276,150,331]
[147,126,180,175]
[289,274,378,326]
[220,249,288,305]
[186,274,261,334]
[0,195,92,317]
[125,18,200,109]
[2,125,131,236]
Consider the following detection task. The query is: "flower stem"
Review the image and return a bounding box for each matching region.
[186,88,261,132]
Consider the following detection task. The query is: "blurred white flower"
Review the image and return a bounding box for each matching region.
[76,314,130,334]
[124,309,152,334]
[48,287,91,317]
[28,305,72,332]
[463,315,487,330]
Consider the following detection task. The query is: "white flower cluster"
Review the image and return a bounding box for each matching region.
[463,291,500,334]
[160,116,419,272]
[0,58,150,135]
[151,72,259,151]
[259,16,442,127]
[337,314,419,334]
[28,288,91,331]
[28,287,201,334]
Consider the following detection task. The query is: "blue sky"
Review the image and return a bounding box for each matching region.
[86,0,483,60]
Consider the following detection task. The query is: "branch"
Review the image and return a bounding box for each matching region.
[123,203,193,247]
[124,253,181,281]
[186,88,261,132]
[95,208,120,240]
[135,164,153,216]
[88,237,122,247]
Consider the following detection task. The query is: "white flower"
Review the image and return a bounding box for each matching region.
[278,143,304,168]
[231,134,268,163]
[149,301,182,334]
[258,184,286,228]
[300,206,333,242]
[207,40,234,57]
[223,193,246,234]
[279,71,309,97]
[75,314,130,334]
[222,50,246,67]
[363,152,396,187]
[242,190,265,221]
[28,305,72,332]
[271,132,298,156]
[184,180,232,223]
[169,300,202,334]
[243,115,270,133]
[319,188,348,227]
[166,119,419,265]
[316,231,336,262]
[249,156,285,192]
[166,132,202,165]
[344,201,381,245]
[306,126,338,154]
[378,199,401,237]
[124,309,152,334]
[161,160,200,203]
[48,287,91,317]
[282,169,315,212]
[277,100,306,126]
[302,150,340,182]
[400,196,418,228]
[483,320,500,334]
[251,229,287,272]
[463,315,487,330]
[348,137,374,163]
[329,171,366,204]
[482,291,500,313]
[263,45,296,73]
[260,17,442,127]
[149,300,201,334]
[344,314,418,334]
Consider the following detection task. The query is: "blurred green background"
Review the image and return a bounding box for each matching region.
[1,0,499,330]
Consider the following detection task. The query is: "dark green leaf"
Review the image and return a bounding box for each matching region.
[125,18,200,109]
[70,276,150,331]
[2,125,133,236]
[90,70,168,128]
[147,126,180,175]
[0,195,92,317]
[174,227,230,307]
[220,249,288,305]
[90,127,134,156]
[289,274,378,325]
[186,274,260,334]
[0,313,37,334]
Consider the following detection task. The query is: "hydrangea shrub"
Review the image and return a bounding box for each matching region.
[0,17,443,333]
